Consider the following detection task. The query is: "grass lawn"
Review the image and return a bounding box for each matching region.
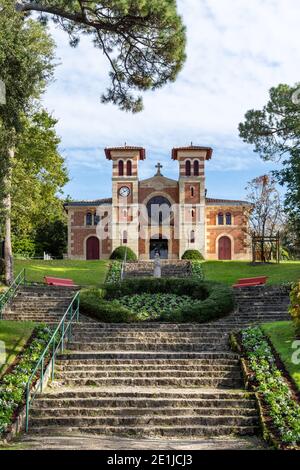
[14,259,110,288]
[9,259,300,288]
[0,321,35,378]
[203,261,300,286]
[261,321,300,391]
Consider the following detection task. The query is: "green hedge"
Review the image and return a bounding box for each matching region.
[182,250,204,260]
[81,278,234,323]
[110,246,137,261]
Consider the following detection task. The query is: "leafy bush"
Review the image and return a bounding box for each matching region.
[289,281,300,334]
[191,260,204,280]
[0,325,53,436]
[182,249,204,260]
[242,327,300,445]
[118,293,193,320]
[12,236,36,258]
[105,261,122,285]
[110,246,137,261]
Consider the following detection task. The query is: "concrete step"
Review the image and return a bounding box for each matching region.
[29,414,258,428]
[30,406,256,418]
[55,377,242,388]
[59,351,239,360]
[25,424,259,438]
[66,342,230,352]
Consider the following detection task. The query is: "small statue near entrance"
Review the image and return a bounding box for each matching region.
[153,252,161,278]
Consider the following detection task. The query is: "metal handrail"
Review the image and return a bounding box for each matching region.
[25,291,80,432]
[0,269,26,319]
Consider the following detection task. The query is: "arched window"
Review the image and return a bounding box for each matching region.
[218,212,224,225]
[118,160,124,176]
[194,160,199,176]
[191,209,195,219]
[147,196,171,225]
[190,230,195,243]
[226,212,232,225]
[86,212,92,226]
[122,230,128,244]
[94,213,100,225]
[126,160,132,176]
[123,209,127,218]
[191,186,195,197]
[185,160,191,176]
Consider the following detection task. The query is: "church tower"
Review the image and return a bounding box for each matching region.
[105,146,146,257]
[172,146,213,258]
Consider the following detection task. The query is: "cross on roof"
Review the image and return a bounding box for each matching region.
[155,162,163,176]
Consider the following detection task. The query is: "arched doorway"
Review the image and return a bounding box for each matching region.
[86,236,100,260]
[150,236,168,259]
[218,236,232,260]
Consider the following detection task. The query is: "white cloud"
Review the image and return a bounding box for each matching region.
[41,0,299,191]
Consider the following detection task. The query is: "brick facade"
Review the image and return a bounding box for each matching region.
[65,146,251,261]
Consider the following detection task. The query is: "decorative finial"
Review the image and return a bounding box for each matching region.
[155,162,163,176]
[190,141,193,147]
[124,142,127,147]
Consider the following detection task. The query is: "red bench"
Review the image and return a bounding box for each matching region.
[233,276,268,288]
[44,276,77,287]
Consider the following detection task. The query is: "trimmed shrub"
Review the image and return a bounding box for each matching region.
[110,246,137,261]
[182,250,204,260]
[80,288,139,322]
[103,278,234,323]
[105,277,208,300]
[289,281,300,334]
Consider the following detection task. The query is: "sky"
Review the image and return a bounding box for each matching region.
[42,0,300,202]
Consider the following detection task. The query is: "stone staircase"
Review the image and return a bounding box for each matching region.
[124,260,192,278]
[3,286,79,323]
[27,319,260,440]
[19,284,290,446]
[234,285,290,323]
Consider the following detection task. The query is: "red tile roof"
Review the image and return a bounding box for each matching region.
[172,146,213,160]
[105,146,146,160]
[206,197,251,206]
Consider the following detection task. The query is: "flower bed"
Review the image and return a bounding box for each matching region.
[241,327,300,447]
[117,293,193,320]
[81,278,234,323]
[105,261,122,285]
[0,325,52,437]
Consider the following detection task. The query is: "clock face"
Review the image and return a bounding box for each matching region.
[119,186,130,198]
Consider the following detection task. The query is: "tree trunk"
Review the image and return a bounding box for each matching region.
[4,147,14,285]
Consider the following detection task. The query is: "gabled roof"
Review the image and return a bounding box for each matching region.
[105,146,146,160]
[172,146,213,160]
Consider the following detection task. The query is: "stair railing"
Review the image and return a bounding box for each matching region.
[0,268,26,320]
[24,290,80,432]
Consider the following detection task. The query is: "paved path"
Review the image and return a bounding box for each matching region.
[6,434,268,451]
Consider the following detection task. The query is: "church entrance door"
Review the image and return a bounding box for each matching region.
[150,238,168,259]
[218,236,232,260]
[86,236,100,260]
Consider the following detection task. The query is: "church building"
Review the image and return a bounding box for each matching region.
[65,146,251,261]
